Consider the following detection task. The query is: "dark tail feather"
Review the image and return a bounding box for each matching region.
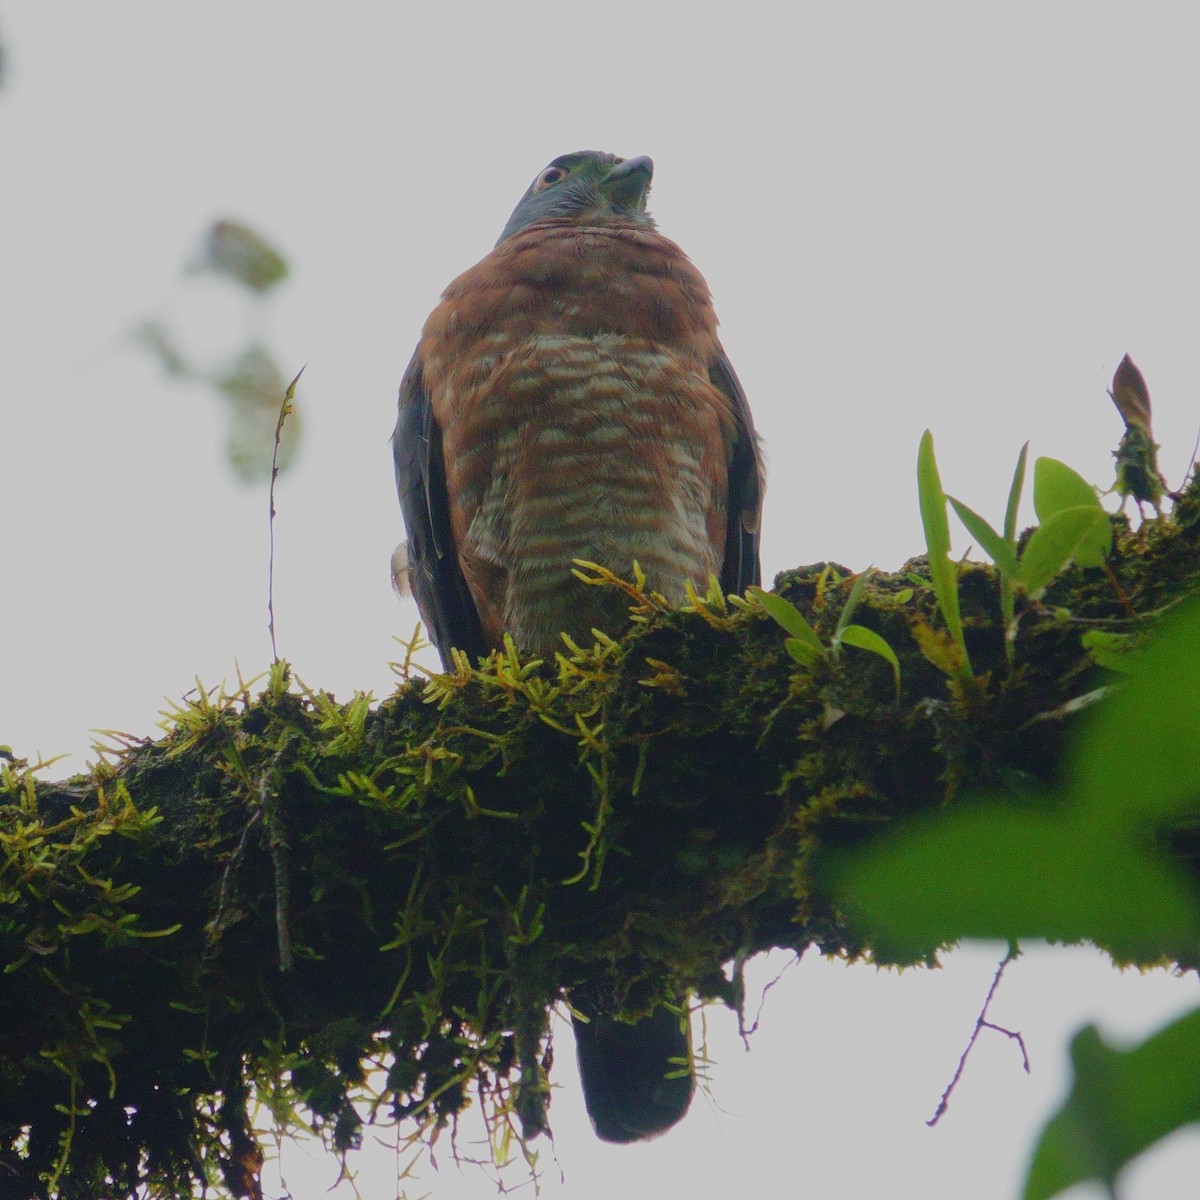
[572,999,694,1142]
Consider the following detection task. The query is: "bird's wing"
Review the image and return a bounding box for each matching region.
[393,350,488,667]
[709,350,764,593]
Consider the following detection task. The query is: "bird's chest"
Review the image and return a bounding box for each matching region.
[424,242,725,532]
[422,227,719,399]
[417,233,732,650]
[435,329,726,545]
[447,340,726,651]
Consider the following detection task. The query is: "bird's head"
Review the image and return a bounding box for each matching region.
[496,151,655,245]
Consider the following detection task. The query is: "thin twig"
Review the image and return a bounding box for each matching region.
[268,365,305,663]
[927,945,1027,1127]
[739,951,801,1047]
[978,1020,1031,1072]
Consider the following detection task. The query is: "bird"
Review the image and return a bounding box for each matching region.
[392,151,764,1142]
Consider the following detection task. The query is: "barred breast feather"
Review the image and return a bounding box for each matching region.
[418,224,737,654]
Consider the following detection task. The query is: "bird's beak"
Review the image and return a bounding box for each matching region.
[603,156,654,209]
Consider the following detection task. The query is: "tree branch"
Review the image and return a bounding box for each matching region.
[2,480,1199,1198]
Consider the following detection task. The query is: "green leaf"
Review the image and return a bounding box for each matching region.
[1070,594,1200,830]
[1069,523,1112,572]
[1033,457,1102,521]
[819,805,1200,963]
[820,596,1200,962]
[832,568,873,641]
[1004,441,1030,546]
[785,637,825,668]
[947,496,1019,579]
[1018,507,1112,595]
[1027,459,1110,573]
[999,443,1030,664]
[837,625,901,699]
[1024,1008,1200,1200]
[1080,630,1141,673]
[749,587,826,655]
[916,431,969,675]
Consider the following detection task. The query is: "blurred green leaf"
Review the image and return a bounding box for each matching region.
[821,805,1200,963]
[133,217,300,483]
[1070,594,1200,830]
[190,219,290,293]
[213,343,285,408]
[1024,1008,1200,1200]
[132,319,190,377]
[213,345,301,483]
[819,595,1200,960]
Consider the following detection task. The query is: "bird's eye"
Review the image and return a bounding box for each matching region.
[536,166,567,190]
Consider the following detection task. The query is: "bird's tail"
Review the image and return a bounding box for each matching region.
[572,996,694,1142]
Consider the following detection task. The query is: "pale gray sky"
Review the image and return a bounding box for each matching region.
[2,4,1199,1197]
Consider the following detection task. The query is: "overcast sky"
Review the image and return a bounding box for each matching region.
[2,5,1199,1197]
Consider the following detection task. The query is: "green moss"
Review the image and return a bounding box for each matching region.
[1,503,1198,1196]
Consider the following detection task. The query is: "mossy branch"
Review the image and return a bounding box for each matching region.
[3,475,1200,1199]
